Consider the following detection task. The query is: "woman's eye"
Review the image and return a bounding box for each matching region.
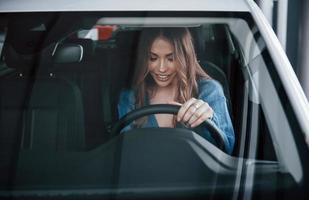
[167,57,174,62]
[150,57,157,62]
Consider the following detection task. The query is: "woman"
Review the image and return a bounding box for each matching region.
[118,27,235,154]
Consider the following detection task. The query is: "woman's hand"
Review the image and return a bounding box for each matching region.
[170,98,214,128]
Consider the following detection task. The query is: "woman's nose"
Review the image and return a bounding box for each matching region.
[158,59,167,72]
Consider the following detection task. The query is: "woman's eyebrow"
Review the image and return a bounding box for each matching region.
[150,52,158,56]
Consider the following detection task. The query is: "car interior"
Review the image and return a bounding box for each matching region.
[0,13,286,199]
[0,17,243,149]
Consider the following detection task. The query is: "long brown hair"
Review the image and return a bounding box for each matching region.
[132,27,210,126]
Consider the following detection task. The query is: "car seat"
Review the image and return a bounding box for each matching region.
[199,60,232,115]
[190,26,233,117]
[52,39,110,149]
[0,41,86,185]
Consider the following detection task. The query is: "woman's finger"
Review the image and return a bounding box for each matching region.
[182,99,204,123]
[190,105,213,128]
[187,102,207,125]
[177,98,196,121]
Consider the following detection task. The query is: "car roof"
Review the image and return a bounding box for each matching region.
[0,0,250,13]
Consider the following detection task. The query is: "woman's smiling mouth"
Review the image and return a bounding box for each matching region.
[155,74,170,81]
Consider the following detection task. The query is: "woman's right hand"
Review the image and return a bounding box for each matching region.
[169,98,214,128]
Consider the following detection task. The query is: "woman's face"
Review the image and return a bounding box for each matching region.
[148,37,178,88]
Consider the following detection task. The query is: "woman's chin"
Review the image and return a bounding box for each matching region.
[154,80,173,88]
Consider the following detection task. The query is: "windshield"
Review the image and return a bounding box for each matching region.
[0,12,299,199]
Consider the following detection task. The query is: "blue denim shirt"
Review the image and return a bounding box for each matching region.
[117,79,235,154]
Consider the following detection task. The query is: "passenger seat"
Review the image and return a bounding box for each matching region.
[52,39,109,149]
[1,42,86,151]
[0,42,86,185]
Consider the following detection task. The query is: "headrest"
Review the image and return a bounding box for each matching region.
[2,43,56,73]
[3,17,56,71]
[3,44,36,69]
[52,38,94,64]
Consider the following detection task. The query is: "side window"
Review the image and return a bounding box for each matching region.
[229,20,287,162]
[250,50,302,182]
[245,38,277,161]
[240,23,302,181]
[256,108,277,160]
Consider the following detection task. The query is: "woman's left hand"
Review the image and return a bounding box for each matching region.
[169,98,214,128]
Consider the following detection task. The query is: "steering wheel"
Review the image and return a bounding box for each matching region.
[112,104,226,153]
